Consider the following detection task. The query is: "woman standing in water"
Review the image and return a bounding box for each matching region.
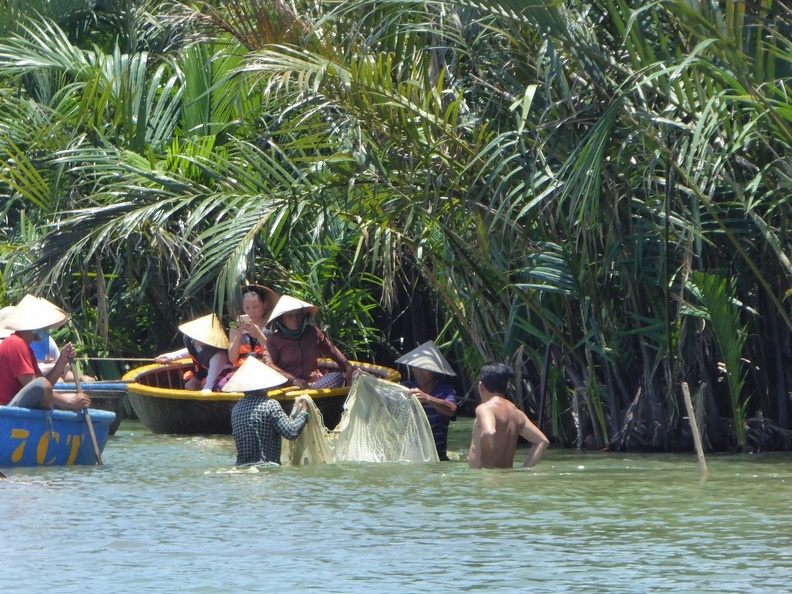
[228,284,279,366]
[263,295,355,389]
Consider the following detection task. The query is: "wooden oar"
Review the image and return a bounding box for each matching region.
[70,360,103,465]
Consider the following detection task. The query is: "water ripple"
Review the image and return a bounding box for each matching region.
[1,421,790,593]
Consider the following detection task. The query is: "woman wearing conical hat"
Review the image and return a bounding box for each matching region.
[262,295,355,390]
[224,356,310,466]
[396,340,458,461]
[155,313,233,392]
[0,294,90,410]
[228,284,280,366]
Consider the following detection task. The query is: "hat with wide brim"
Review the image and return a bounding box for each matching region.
[0,306,16,338]
[1,294,69,332]
[178,313,229,350]
[395,340,456,376]
[222,356,288,393]
[240,284,280,313]
[266,295,319,328]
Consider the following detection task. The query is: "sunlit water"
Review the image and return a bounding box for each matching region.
[2,418,791,593]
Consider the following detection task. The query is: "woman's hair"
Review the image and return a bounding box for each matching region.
[479,362,512,394]
[242,289,274,318]
[243,289,265,303]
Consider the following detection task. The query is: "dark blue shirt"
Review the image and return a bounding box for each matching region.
[231,395,308,466]
[403,380,457,460]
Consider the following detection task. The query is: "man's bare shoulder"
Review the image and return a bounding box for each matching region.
[478,396,520,415]
[495,395,519,408]
[476,397,503,412]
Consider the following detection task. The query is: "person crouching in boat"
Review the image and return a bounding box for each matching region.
[225,356,309,466]
[155,313,233,392]
[262,295,355,390]
[396,340,459,461]
[0,295,90,411]
[228,284,279,366]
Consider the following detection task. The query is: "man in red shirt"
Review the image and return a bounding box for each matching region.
[0,295,89,410]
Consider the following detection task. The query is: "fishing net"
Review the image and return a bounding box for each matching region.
[281,373,438,465]
[332,374,439,462]
[281,396,334,466]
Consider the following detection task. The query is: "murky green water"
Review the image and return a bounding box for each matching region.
[2,418,791,593]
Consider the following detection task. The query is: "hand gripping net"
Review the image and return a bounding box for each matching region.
[281,395,334,466]
[282,373,439,464]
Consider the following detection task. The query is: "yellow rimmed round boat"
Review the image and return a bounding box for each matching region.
[123,359,400,435]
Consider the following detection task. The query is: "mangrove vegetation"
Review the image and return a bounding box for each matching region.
[1,0,791,453]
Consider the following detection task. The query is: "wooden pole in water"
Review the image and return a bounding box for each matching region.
[682,382,708,479]
[70,360,103,465]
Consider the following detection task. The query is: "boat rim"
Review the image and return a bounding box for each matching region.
[122,359,401,401]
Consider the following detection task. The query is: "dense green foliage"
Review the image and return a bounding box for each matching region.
[1,0,791,453]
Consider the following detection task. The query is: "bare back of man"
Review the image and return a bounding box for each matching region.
[469,396,548,468]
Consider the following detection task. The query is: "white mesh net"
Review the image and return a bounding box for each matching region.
[281,373,439,465]
[281,396,334,466]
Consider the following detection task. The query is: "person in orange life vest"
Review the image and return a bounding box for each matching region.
[228,284,280,366]
[155,313,233,392]
[262,295,356,390]
[0,295,90,410]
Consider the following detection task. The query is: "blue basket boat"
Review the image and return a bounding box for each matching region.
[0,406,115,467]
[54,382,127,435]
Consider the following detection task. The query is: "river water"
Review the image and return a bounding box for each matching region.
[1,417,790,593]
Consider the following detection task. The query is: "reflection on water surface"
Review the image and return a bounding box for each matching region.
[2,418,790,593]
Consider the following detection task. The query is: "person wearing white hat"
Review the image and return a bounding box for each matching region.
[2,297,94,384]
[0,306,15,342]
[0,295,90,410]
[155,313,233,392]
[228,283,280,366]
[468,362,549,469]
[396,340,459,461]
[225,356,310,466]
[263,295,355,390]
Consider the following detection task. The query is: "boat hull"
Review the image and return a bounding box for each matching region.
[54,382,127,435]
[123,359,400,435]
[0,406,115,467]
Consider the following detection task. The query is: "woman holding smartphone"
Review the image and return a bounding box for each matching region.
[228,284,280,366]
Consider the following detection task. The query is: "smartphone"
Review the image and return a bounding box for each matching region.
[238,314,251,325]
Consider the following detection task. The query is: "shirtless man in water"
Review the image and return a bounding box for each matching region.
[469,362,549,468]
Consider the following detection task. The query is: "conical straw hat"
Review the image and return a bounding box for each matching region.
[20,295,69,329]
[395,340,456,376]
[0,306,16,338]
[222,356,288,393]
[266,295,319,327]
[240,284,280,313]
[1,294,68,332]
[178,313,229,350]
